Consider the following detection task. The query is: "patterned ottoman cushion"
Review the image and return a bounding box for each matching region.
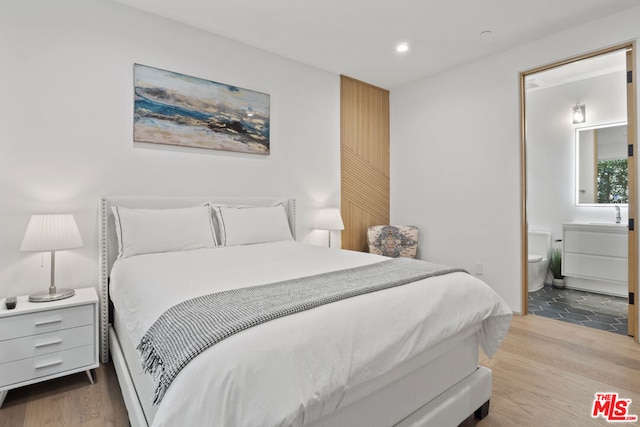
[367,225,419,258]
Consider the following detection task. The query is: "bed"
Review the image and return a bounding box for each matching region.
[99,196,512,427]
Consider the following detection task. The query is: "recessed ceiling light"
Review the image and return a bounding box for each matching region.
[396,43,409,53]
[480,30,492,37]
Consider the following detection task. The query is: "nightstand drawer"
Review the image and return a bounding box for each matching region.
[0,304,94,341]
[0,344,95,388]
[0,324,94,364]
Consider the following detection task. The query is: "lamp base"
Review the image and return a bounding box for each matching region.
[29,288,75,302]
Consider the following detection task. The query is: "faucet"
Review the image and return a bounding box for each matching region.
[615,205,621,224]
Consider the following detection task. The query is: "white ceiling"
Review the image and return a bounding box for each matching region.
[526,50,627,91]
[114,0,640,89]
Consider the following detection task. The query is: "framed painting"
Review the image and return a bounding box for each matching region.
[133,64,270,155]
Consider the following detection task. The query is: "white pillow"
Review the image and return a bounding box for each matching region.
[213,204,293,246]
[112,205,217,258]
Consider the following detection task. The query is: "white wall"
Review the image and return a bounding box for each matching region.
[527,71,627,242]
[0,0,340,299]
[391,5,640,316]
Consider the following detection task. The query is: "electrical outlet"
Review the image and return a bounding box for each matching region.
[474,262,484,276]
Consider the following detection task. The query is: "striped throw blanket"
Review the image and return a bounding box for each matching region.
[138,257,466,404]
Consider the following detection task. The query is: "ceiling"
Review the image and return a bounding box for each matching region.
[114,0,640,89]
[526,50,627,91]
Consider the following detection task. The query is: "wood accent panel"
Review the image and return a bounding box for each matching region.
[340,75,390,251]
[341,148,390,222]
[626,45,637,340]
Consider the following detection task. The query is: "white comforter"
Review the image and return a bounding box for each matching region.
[110,241,511,427]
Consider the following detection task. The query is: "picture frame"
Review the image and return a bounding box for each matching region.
[133,64,270,155]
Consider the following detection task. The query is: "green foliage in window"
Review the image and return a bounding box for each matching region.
[597,159,628,204]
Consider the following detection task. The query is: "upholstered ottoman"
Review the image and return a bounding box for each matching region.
[367,225,419,258]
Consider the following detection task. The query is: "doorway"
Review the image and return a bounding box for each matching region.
[519,43,638,341]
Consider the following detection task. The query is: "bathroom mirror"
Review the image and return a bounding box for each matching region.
[576,122,628,206]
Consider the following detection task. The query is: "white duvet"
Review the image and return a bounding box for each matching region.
[110,241,512,427]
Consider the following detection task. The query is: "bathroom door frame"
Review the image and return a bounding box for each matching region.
[519,41,638,341]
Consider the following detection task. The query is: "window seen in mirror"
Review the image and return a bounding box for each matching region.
[597,159,628,204]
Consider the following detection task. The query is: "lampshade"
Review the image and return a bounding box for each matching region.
[315,208,344,231]
[21,214,83,252]
[21,213,83,302]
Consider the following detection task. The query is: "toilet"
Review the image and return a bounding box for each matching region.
[528,231,551,292]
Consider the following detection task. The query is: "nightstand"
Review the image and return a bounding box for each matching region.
[0,287,99,408]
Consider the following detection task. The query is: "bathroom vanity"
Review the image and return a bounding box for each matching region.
[562,222,627,296]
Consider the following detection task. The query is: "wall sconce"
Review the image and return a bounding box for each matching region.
[572,103,586,124]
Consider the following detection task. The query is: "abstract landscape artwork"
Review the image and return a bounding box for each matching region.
[133,64,270,154]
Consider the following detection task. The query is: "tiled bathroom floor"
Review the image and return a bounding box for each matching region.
[528,285,628,336]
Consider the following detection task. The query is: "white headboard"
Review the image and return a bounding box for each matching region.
[98,196,296,362]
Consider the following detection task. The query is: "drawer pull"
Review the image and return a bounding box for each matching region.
[34,317,62,327]
[34,339,63,348]
[35,359,63,369]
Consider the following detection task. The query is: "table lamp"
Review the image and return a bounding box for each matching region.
[20,214,83,302]
[315,208,344,248]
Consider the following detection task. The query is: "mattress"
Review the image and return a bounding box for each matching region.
[113,308,481,426]
[109,241,511,426]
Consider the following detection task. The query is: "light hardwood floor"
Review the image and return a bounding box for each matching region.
[1,315,638,426]
[461,315,640,427]
[0,363,128,427]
